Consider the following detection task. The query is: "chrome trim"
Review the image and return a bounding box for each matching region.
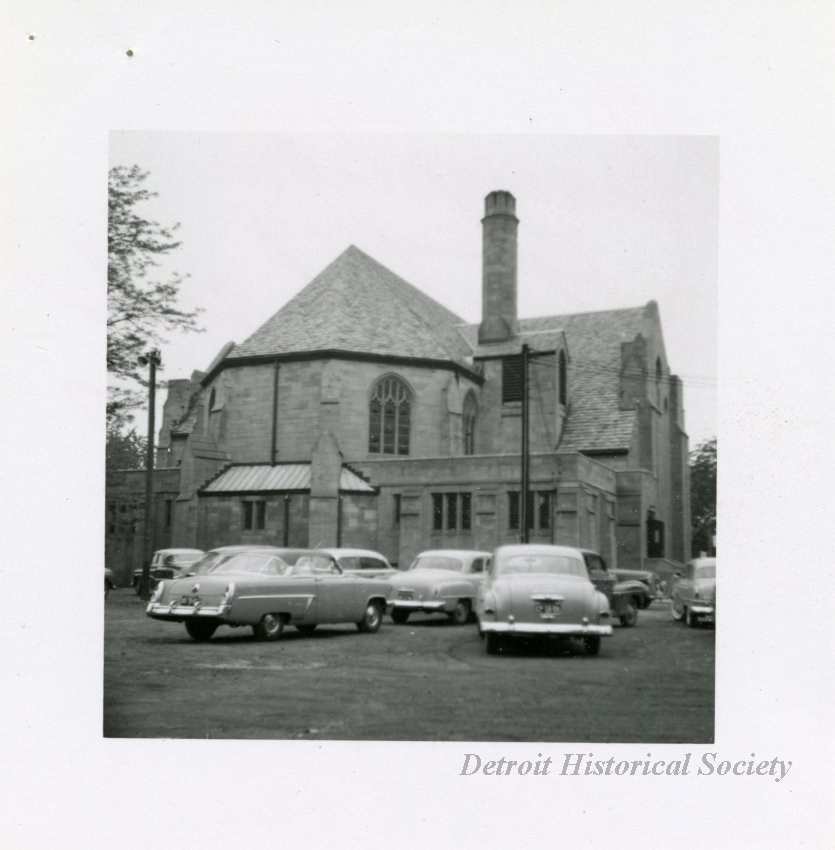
[388,600,446,612]
[479,622,613,636]
[688,604,715,615]
[147,603,224,617]
[235,593,315,602]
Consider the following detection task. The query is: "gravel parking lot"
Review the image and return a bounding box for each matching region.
[104,590,714,742]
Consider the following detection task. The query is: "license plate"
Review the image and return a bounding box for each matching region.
[535,601,561,616]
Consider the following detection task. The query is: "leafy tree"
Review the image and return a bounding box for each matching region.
[690,437,717,556]
[107,165,202,426]
[106,424,147,480]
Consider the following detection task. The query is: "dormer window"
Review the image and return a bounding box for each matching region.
[502,356,524,403]
[559,349,567,406]
[463,392,477,455]
[655,357,662,407]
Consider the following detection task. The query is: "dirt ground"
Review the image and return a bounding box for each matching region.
[103,589,714,741]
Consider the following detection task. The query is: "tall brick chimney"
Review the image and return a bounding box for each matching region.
[478,190,519,344]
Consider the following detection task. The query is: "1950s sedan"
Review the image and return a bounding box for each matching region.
[476,544,613,655]
[388,549,492,625]
[146,547,391,641]
[671,557,716,627]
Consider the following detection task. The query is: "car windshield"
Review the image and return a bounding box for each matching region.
[206,553,290,576]
[695,564,716,579]
[496,554,587,578]
[409,556,464,572]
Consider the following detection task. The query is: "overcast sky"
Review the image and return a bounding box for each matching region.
[110,132,717,446]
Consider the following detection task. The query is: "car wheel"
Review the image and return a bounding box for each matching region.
[583,636,602,656]
[357,600,383,633]
[133,580,142,596]
[253,613,284,641]
[685,607,698,628]
[671,598,685,622]
[485,633,504,655]
[619,600,638,628]
[295,624,317,635]
[391,608,410,625]
[449,599,471,626]
[185,619,219,641]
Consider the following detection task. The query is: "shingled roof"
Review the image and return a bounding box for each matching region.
[208,243,654,454]
[459,305,650,452]
[227,245,474,371]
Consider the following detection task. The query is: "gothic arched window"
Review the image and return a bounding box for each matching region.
[558,350,567,406]
[369,376,412,455]
[463,392,477,455]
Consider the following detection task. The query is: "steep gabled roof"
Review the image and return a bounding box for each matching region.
[228,245,474,370]
[459,305,649,452]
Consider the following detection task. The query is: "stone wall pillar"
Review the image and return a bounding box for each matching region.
[554,486,580,546]
[308,430,342,548]
[397,490,424,568]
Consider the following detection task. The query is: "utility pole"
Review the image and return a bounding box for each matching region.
[520,343,529,543]
[138,349,162,600]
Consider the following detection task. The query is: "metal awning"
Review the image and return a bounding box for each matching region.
[199,463,376,495]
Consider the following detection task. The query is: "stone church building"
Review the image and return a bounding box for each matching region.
[106,190,691,585]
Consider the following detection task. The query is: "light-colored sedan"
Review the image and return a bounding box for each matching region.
[671,557,716,627]
[146,547,391,641]
[132,547,205,594]
[317,548,398,578]
[476,544,613,655]
[388,549,492,625]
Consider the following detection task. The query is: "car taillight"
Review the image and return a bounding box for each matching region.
[149,581,165,603]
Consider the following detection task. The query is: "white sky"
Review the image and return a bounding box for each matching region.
[110,132,718,446]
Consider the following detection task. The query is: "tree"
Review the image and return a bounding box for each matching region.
[107,165,202,427]
[106,424,147,480]
[689,437,717,556]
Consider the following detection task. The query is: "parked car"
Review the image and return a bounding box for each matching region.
[476,544,612,655]
[146,547,391,642]
[612,566,663,606]
[317,548,398,578]
[387,549,492,625]
[104,568,115,597]
[671,557,716,627]
[132,548,205,594]
[580,550,649,627]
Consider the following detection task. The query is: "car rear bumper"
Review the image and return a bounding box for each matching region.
[479,622,613,637]
[688,604,715,616]
[388,600,447,613]
[146,602,228,620]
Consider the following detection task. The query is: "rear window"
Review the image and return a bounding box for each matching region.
[496,553,587,578]
[409,556,464,572]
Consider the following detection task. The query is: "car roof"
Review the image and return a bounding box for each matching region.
[154,548,205,556]
[319,548,391,560]
[207,545,312,556]
[415,549,492,558]
[495,544,584,558]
